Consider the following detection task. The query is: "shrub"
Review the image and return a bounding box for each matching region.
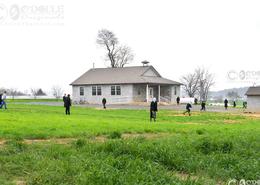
[220,141,233,153]
[108,131,122,139]
[74,139,86,148]
[196,129,204,135]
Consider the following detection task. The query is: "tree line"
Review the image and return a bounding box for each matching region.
[0,86,64,100]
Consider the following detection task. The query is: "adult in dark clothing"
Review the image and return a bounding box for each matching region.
[183,103,192,116]
[62,94,67,107]
[150,98,158,122]
[201,101,206,111]
[194,98,198,105]
[102,98,107,109]
[65,94,71,115]
[0,94,2,108]
[243,101,247,109]
[233,101,236,108]
[224,99,228,110]
[176,97,180,105]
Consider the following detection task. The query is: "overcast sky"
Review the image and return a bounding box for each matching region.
[1,0,260,94]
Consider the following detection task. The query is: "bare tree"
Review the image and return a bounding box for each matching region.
[9,88,18,100]
[196,67,215,101]
[227,91,240,100]
[114,45,134,67]
[181,67,214,101]
[31,88,38,99]
[30,88,46,99]
[52,85,64,99]
[97,29,134,67]
[181,73,199,97]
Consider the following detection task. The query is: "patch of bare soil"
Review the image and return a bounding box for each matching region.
[15,180,26,185]
[243,113,260,118]
[223,120,240,124]
[172,171,224,185]
[180,122,201,125]
[122,132,170,139]
[24,138,77,145]
[0,133,171,146]
[0,140,6,145]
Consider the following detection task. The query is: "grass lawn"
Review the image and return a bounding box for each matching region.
[0,103,259,185]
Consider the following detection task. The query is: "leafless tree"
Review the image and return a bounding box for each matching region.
[9,88,18,100]
[195,67,215,101]
[30,88,46,99]
[114,45,134,67]
[31,88,38,99]
[227,91,240,100]
[181,73,200,97]
[52,85,64,99]
[181,67,214,101]
[97,29,134,67]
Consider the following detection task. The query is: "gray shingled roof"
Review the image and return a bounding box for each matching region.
[245,86,260,96]
[70,66,182,85]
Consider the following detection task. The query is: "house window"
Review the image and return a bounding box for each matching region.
[97,86,102,96]
[111,85,121,95]
[92,86,102,96]
[116,86,121,95]
[80,87,84,96]
[174,86,177,95]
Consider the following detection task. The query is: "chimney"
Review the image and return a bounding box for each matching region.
[141,60,149,67]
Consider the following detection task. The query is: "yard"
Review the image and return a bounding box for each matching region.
[0,102,259,185]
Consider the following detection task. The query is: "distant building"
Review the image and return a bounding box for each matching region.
[70,65,182,104]
[245,86,260,112]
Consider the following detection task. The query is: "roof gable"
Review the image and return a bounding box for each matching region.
[141,66,161,77]
[70,66,181,85]
[246,86,260,96]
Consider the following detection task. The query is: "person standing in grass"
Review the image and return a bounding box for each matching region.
[150,97,158,122]
[233,100,236,108]
[176,96,180,105]
[63,94,67,107]
[65,94,72,115]
[183,102,192,116]
[0,93,3,108]
[102,98,107,109]
[200,101,206,111]
[224,99,228,110]
[0,91,7,109]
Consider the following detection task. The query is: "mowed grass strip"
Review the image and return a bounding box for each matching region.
[0,104,258,139]
[0,103,259,184]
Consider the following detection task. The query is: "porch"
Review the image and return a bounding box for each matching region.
[133,84,174,103]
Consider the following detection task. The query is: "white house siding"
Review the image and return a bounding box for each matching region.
[170,85,181,103]
[133,85,146,102]
[247,96,260,112]
[72,84,134,104]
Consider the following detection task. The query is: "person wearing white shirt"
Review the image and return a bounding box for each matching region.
[0,91,7,109]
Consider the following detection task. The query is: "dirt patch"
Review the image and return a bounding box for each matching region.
[180,122,201,125]
[122,133,170,139]
[24,138,77,145]
[243,113,260,118]
[0,140,6,145]
[223,120,240,124]
[0,133,171,146]
[15,180,26,185]
[172,171,224,185]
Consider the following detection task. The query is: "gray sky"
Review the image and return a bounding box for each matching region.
[1,0,260,94]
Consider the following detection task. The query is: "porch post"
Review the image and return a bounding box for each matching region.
[158,85,160,102]
[146,84,149,102]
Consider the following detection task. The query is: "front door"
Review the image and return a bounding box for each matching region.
[149,87,153,101]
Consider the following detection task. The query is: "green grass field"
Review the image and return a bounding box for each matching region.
[0,103,259,185]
